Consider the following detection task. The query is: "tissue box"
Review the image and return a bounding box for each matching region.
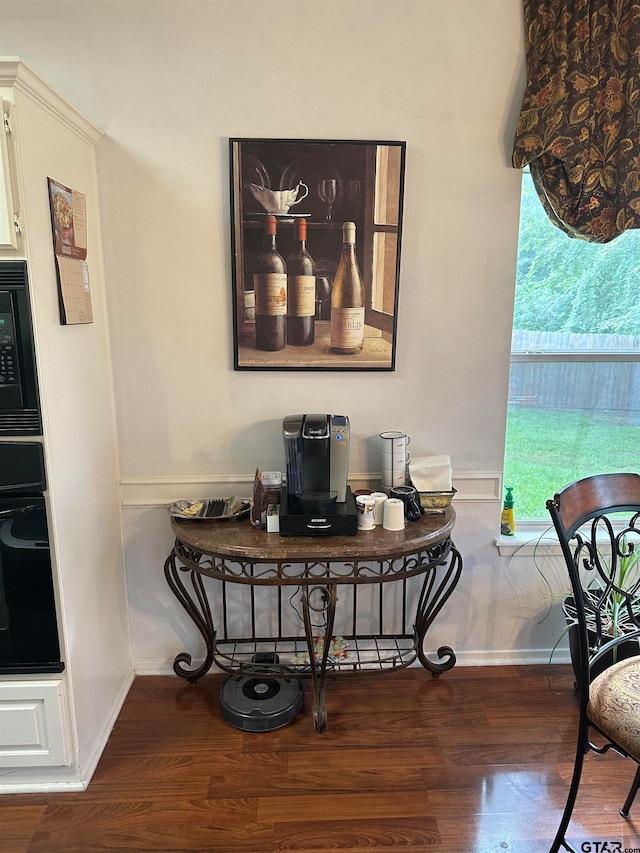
[409,455,452,492]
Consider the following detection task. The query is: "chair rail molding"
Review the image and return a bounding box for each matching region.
[119,471,502,507]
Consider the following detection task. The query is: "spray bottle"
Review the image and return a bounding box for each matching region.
[501,485,515,536]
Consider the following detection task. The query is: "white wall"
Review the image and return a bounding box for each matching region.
[0,0,569,671]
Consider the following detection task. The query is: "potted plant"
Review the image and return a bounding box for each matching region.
[561,536,640,682]
[508,528,640,684]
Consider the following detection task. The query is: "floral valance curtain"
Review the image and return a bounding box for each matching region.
[512,0,640,242]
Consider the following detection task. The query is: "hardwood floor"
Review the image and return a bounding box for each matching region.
[2,665,639,852]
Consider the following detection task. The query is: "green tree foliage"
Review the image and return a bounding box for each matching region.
[515,175,640,336]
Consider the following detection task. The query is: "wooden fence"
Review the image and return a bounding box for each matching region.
[510,331,640,414]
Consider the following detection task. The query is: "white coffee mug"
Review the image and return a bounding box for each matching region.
[371,492,388,525]
[356,494,376,530]
[382,460,407,477]
[382,479,408,495]
[380,431,411,451]
[383,498,405,530]
[381,449,411,466]
[381,457,409,487]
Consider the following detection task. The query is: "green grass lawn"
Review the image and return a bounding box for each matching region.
[504,405,640,519]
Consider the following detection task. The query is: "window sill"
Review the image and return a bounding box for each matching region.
[495,525,559,557]
[495,519,630,557]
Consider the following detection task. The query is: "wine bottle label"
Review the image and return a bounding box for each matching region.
[254,273,287,316]
[288,275,315,317]
[331,307,365,348]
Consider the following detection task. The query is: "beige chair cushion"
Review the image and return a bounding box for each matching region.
[588,655,640,762]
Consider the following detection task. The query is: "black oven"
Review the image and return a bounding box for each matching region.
[0,441,63,674]
[0,260,41,435]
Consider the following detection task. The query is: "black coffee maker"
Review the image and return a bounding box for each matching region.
[279,414,357,536]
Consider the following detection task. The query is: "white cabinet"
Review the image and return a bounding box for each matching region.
[0,680,70,768]
[0,58,132,791]
[0,98,21,249]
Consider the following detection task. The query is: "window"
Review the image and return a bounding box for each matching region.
[504,170,640,521]
[364,144,402,332]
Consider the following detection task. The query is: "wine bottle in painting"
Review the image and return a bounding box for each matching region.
[254,214,287,351]
[330,221,364,354]
[286,218,315,346]
[243,270,255,322]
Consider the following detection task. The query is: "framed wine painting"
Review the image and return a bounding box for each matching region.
[229,138,406,371]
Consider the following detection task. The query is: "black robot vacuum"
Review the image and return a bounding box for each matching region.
[219,672,304,732]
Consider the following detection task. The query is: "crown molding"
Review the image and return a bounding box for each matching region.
[0,56,102,146]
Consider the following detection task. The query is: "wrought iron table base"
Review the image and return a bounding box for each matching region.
[164,531,462,733]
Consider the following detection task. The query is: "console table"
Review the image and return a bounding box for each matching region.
[165,508,462,731]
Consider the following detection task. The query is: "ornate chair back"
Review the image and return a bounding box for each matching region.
[546,472,640,853]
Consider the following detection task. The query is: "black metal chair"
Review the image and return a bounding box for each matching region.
[546,473,640,852]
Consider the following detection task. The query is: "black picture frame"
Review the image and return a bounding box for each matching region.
[230,138,406,371]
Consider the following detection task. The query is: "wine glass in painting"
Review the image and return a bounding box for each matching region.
[318,179,339,221]
[347,180,363,205]
[315,276,332,320]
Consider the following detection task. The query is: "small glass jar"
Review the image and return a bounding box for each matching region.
[261,471,282,507]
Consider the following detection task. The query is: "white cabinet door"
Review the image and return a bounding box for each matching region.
[0,679,70,767]
[0,99,20,249]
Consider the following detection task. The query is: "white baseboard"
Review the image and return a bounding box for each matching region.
[0,779,87,794]
[452,649,570,667]
[134,659,185,676]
